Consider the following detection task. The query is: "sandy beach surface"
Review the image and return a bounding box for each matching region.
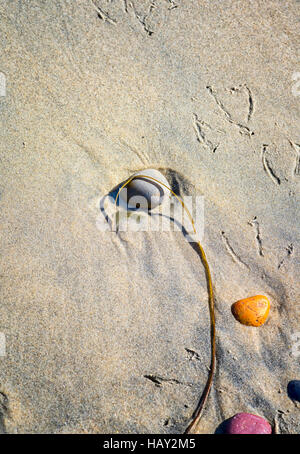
[0,0,299,433]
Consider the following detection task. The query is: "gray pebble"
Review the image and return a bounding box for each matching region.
[120,169,169,210]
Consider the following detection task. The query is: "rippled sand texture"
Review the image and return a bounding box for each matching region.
[0,0,299,433]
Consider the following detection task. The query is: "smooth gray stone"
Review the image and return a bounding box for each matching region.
[120,169,169,210]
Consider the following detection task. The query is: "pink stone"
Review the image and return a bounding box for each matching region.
[225,413,272,434]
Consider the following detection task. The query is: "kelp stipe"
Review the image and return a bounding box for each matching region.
[114,174,216,434]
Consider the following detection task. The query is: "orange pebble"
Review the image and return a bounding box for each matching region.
[231,295,270,327]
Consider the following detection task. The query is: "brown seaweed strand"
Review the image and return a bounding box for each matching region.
[114,175,216,434]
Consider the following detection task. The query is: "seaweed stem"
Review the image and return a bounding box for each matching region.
[114,175,216,434]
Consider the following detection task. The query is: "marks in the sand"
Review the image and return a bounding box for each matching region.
[185,348,202,362]
[248,216,264,257]
[91,1,178,35]
[127,0,157,36]
[124,0,178,13]
[228,84,254,123]
[259,139,300,186]
[125,0,179,36]
[206,85,255,137]
[185,348,210,373]
[193,114,220,153]
[278,243,294,270]
[144,374,193,388]
[90,0,117,24]
[262,144,281,186]
[192,84,255,151]
[0,391,9,434]
[245,85,254,123]
[288,140,300,177]
[163,417,174,427]
[166,0,179,10]
[221,231,249,268]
